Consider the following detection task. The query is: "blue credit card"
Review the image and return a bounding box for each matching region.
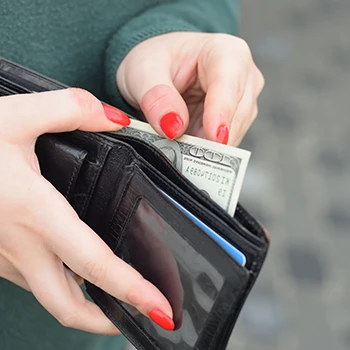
[160,190,246,266]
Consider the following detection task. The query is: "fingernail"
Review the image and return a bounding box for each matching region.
[103,104,130,126]
[149,309,175,331]
[160,112,183,139]
[216,124,229,145]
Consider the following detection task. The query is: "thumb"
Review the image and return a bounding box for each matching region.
[140,83,189,139]
[1,88,130,142]
[119,58,189,139]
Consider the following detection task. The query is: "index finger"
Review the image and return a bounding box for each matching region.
[0,89,129,143]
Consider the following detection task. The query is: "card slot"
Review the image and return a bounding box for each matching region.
[130,157,262,269]
[0,75,31,95]
[235,204,269,241]
[114,169,251,271]
[0,57,67,92]
[0,85,13,96]
[151,168,263,258]
[0,81,23,96]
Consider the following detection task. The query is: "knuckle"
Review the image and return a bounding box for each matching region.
[6,178,45,233]
[20,183,56,233]
[67,88,98,122]
[0,254,15,278]
[103,327,121,336]
[84,260,108,287]
[125,290,142,306]
[228,78,245,100]
[252,105,259,120]
[125,274,145,306]
[255,68,265,93]
[140,85,172,115]
[210,33,232,46]
[235,38,251,55]
[210,34,251,56]
[56,311,79,329]
[243,103,253,121]
[217,105,235,124]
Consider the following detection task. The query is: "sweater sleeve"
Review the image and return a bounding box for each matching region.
[104,0,241,112]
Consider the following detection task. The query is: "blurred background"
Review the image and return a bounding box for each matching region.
[231,0,350,349]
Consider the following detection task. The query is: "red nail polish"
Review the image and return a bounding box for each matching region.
[216,124,229,145]
[149,309,175,331]
[159,112,183,139]
[103,104,130,126]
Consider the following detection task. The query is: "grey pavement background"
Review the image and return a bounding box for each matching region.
[127,0,350,349]
[230,0,350,349]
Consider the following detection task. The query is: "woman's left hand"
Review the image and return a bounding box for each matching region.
[117,32,264,146]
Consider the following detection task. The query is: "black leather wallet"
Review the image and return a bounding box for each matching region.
[0,57,269,350]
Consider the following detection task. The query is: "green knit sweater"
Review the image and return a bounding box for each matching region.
[0,1,239,349]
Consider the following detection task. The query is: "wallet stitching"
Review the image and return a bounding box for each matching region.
[78,134,111,215]
[107,167,134,238]
[81,164,99,215]
[85,284,152,350]
[204,273,251,350]
[98,292,163,350]
[111,195,140,257]
[65,151,86,198]
[235,205,267,242]
[103,164,138,251]
[207,305,232,350]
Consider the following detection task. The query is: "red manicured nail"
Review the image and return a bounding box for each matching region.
[103,104,130,126]
[160,112,183,139]
[149,309,175,331]
[216,124,229,145]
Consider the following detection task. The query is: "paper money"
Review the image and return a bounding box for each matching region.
[116,119,250,215]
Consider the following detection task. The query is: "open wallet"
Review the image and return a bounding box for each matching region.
[0,57,269,350]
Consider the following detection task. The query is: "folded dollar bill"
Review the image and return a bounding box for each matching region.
[115,119,250,216]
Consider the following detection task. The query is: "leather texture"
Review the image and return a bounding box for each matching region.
[0,57,269,350]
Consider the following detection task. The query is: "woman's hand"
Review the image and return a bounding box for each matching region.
[0,89,174,334]
[117,32,264,146]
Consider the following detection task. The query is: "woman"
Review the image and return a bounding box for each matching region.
[0,1,264,349]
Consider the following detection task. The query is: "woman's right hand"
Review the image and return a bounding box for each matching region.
[0,88,174,334]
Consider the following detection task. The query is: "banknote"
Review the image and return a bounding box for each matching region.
[116,119,251,215]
